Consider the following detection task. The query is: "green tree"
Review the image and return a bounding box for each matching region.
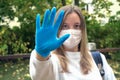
[0,0,15,24]
[0,0,120,55]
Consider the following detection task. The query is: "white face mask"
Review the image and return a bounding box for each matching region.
[59,29,82,49]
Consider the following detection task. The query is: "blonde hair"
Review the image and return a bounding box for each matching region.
[53,5,93,74]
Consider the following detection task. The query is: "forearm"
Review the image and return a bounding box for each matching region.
[29,50,55,80]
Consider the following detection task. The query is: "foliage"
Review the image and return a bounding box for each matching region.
[0,0,15,23]
[0,0,120,55]
[0,0,64,55]
[0,26,31,55]
[92,0,113,17]
[0,0,120,80]
[87,12,120,48]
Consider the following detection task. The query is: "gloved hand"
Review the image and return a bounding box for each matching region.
[35,7,70,58]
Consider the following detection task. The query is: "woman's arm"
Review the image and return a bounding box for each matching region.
[29,7,69,80]
[29,50,56,80]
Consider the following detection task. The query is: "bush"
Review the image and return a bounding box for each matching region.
[0,26,34,55]
[87,15,120,48]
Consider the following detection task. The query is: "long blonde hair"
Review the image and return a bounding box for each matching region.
[54,5,93,74]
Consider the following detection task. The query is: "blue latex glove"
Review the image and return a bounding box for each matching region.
[35,7,70,58]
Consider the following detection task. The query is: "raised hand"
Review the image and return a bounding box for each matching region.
[35,7,70,58]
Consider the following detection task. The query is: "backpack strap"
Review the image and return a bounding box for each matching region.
[91,51,105,77]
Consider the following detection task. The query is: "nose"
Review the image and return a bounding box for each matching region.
[68,26,74,29]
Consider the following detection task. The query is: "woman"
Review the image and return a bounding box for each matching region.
[29,5,116,80]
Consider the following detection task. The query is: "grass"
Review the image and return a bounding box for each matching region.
[109,52,120,80]
[0,59,31,80]
[108,60,120,80]
[0,58,120,80]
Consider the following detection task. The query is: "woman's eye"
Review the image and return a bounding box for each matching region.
[74,24,80,29]
[62,24,69,30]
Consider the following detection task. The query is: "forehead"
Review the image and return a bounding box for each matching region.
[64,12,81,23]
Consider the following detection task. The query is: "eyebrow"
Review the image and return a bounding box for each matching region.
[63,22,81,24]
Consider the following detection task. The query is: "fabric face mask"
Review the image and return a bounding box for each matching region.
[59,29,82,49]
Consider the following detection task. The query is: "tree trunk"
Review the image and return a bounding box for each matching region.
[74,0,79,6]
[61,0,66,6]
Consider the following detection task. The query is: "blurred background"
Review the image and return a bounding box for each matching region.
[0,0,120,80]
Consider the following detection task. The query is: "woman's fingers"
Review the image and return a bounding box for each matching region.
[42,9,50,28]
[36,14,41,31]
[54,10,64,33]
[49,7,56,27]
